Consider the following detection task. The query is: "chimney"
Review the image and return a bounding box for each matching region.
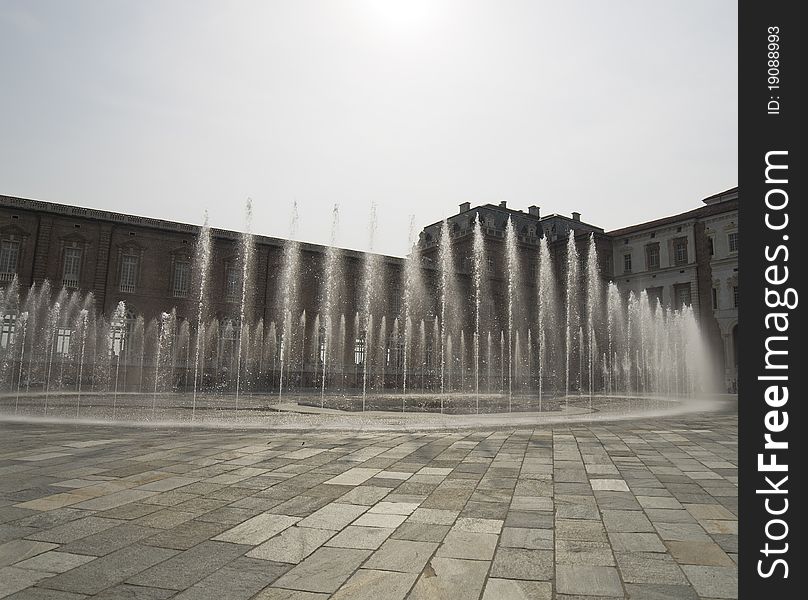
[528,205,540,218]
[499,200,507,208]
[572,211,581,222]
[459,202,470,214]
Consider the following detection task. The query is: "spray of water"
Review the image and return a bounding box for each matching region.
[278,202,301,400]
[360,203,378,411]
[235,199,254,408]
[320,204,340,405]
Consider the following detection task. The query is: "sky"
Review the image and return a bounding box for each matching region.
[0,0,737,257]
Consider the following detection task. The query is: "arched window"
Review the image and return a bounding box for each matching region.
[110,307,136,356]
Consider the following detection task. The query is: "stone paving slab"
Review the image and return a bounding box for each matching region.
[0,411,737,599]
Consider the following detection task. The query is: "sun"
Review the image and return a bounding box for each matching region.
[363,0,434,32]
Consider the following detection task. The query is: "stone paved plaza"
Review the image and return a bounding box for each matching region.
[0,411,737,599]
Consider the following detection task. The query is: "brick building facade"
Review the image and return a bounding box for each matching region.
[0,188,737,390]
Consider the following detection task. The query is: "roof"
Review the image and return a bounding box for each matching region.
[420,202,539,231]
[606,193,738,238]
[421,203,602,232]
[538,213,604,232]
[702,186,739,205]
[0,194,404,264]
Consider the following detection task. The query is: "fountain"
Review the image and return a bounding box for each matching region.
[472,214,485,407]
[189,212,212,419]
[235,199,254,407]
[278,202,301,400]
[505,216,518,410]
[359,204,379,410]
[0,200,720,426]
[319,204,340,405]
[565,230,579,404]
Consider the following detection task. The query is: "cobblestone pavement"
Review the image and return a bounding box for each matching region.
[0,412,737,599]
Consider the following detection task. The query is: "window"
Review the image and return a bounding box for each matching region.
[110,323,125,356]
[708,236,715,256]
[221,319,237,343]
[63,247,82,288]
[0,314,16,348]
[460,255,471,273]
[712,288,718,310]
[172,261,190,298]
[623,253,632,273]
[728,232,739,253]
[225,266,240,302]
[354,335,366,365]
[120,255,138,293]
[734,286,739,308]
[646,286,663,308]
[318,327,326,365]
[391,284,401,315]
[396,341,405,370]
[0,240,20,280]
[109,307,135,357]
[56,328,72,355]
[673,237,688,265]
[524,257,536,282]
[645,243,660,270]
[674,283,691,308]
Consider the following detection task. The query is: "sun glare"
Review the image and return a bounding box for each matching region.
[363,0,434,32]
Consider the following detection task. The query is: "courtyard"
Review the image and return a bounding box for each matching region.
[0,409,737,599]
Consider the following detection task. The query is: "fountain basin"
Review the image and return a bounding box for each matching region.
[0,391,733,431]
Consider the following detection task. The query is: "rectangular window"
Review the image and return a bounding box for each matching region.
[728,232,739,253]
[63,247,82,288]
[623,253,632,273]
[674,283,691,308]
[734,286,739,308]
[56,328,72,355]
[225,267,240,302]
[712,287,718,310]
[172,261,190,298]
[110,326,126,357]
[0,314,16,348]
[318,328,326,365]
[645,244,660,270]
[0,240,20,280]
[673,237,688,265]
[120,255,138,293]
[354,336,365,365]
[708,236,715,256]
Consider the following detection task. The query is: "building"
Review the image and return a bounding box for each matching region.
[606,187,738,390]
[0,188,737,391]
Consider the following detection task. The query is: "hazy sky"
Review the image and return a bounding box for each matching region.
[0,0,737,257]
